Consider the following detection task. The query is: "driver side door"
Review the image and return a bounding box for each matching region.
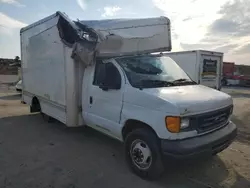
[84,60,124,139]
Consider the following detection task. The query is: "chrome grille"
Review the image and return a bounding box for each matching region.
[190,105,232,133]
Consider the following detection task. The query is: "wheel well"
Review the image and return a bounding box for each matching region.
[122,120,158,140]
[30,97,41,113]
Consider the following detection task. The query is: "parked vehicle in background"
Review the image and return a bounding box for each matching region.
[223,62,235,77]
[222,62,236,86]
[15,80,22,92]
[222,62,250,87]
[165,50,223,90]
[20,12,237,180]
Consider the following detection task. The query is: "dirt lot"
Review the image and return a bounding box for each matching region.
[0,75,18,84]
[0,85,249,188]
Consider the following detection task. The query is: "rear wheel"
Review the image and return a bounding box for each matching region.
[30,97,41,113]
[124,128,164,180]
[30,97,54,123]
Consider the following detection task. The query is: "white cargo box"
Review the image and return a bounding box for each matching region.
[20,12,172,126]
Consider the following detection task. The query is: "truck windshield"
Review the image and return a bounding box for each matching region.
[116,55,196,89]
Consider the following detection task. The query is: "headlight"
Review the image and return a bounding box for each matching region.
[165,117,189,133]
[229,105,233,114]
[180,118,189,129]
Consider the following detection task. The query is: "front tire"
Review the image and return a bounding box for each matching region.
[124,128,164,180]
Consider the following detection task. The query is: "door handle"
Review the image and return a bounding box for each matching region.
[89,96,93,104]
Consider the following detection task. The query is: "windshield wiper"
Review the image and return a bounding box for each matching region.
[139,79,175,89]
[173,78,197,84]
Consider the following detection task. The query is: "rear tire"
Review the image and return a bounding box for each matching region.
[30,97,41,113]
[124,128,164,180]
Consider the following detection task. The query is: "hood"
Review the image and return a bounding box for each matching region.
[142,85,232,115]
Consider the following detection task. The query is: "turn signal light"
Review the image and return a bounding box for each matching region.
[165,117,180,133]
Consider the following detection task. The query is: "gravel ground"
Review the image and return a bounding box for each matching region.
[0,85,249,188]
[0,75,18,84]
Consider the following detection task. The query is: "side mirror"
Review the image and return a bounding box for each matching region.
[111,82,121,90]
[99,80,121,91]
[99,84,109,91]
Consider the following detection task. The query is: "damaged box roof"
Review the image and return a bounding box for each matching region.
[20,11,172,66]
[78,17,172,57]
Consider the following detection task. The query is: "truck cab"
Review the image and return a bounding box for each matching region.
[82,54,237,179]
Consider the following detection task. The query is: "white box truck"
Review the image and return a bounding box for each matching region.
[165,50,223,90]
[20,12,237,179]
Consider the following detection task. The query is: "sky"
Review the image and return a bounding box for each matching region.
[0,0,250,64]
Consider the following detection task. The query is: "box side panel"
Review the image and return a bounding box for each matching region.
[21,16,66,106]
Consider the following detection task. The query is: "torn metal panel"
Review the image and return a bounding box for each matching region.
[71,42,97,67]
[71,21,99,66]
[57,16,78,47]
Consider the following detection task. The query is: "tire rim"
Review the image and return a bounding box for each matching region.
[130,139,152,170]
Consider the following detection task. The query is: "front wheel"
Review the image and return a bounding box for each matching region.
[124,128,164,180]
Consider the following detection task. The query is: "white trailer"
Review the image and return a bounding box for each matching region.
[165,50,223,90]
[20,12,236,179]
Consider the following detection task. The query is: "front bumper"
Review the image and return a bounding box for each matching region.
[161,121,237,159]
